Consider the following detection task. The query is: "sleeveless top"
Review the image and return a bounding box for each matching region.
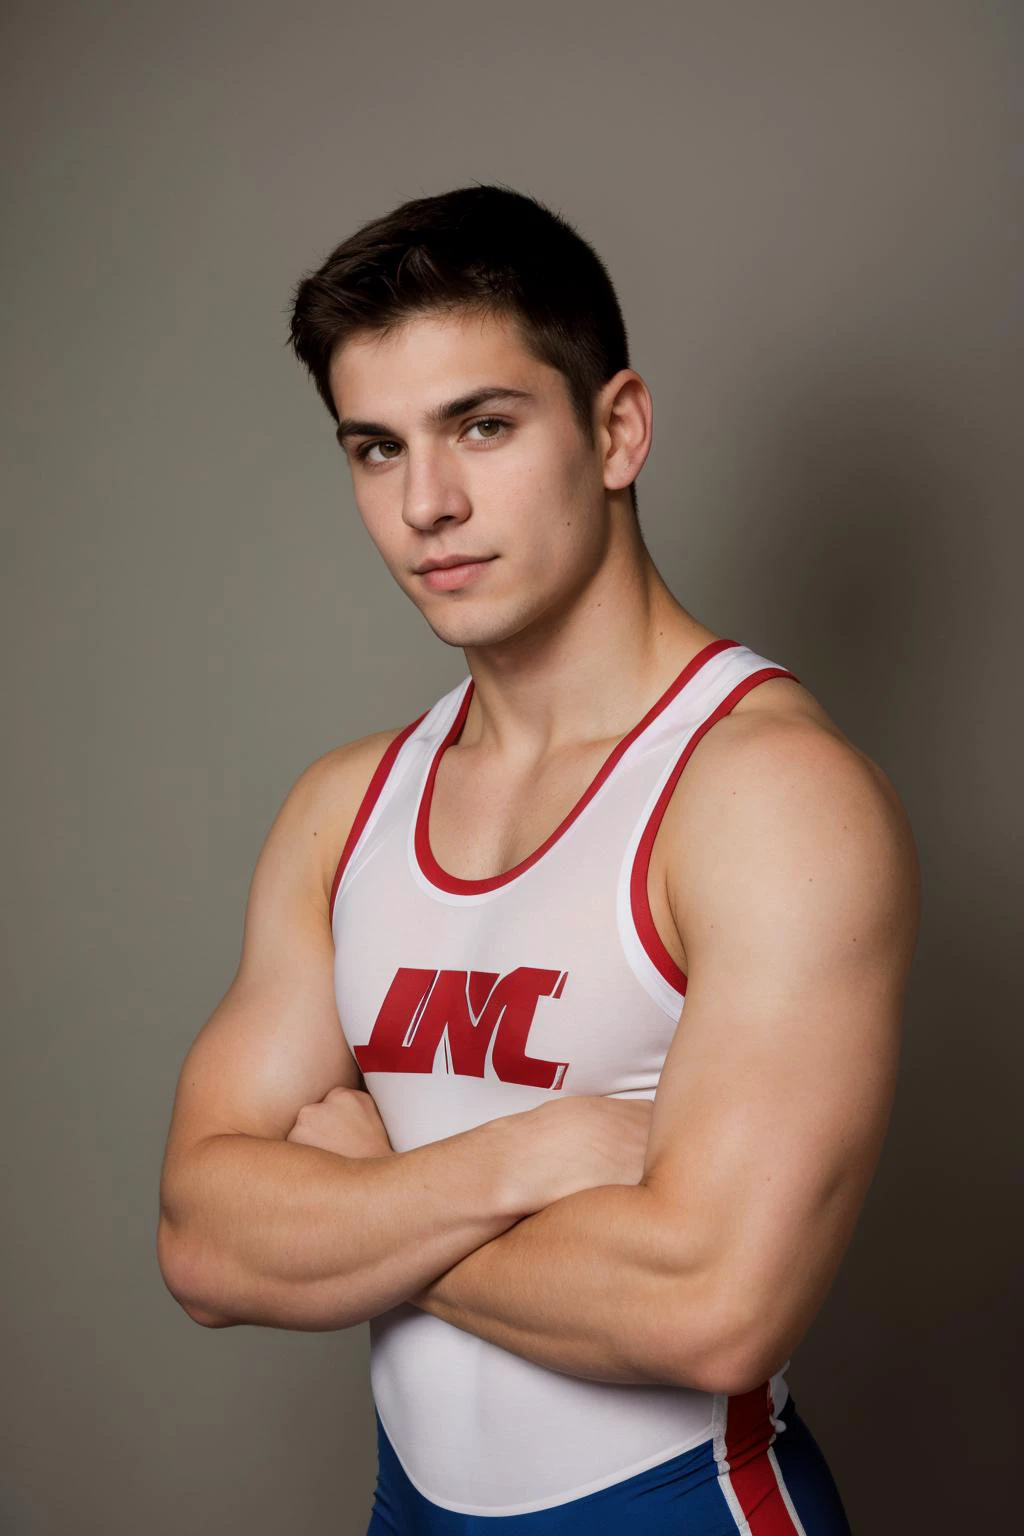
[329,636,802,1517]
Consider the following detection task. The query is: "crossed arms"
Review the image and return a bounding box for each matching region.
[157,709,920,1395]
[406,712,919,1390]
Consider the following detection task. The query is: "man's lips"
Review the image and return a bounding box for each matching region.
[417,556,497,592]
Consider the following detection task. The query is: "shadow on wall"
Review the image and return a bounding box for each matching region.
[688,363,1018,1533]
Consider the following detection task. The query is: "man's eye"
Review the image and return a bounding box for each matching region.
[466,417,509,442]
[357,439,401,464]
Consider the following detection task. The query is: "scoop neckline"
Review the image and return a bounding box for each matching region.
[412,636,739,896]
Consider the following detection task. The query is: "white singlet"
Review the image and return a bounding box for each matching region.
[329,636,801,1517]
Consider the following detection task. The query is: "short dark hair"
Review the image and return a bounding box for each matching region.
[286,181,639,515]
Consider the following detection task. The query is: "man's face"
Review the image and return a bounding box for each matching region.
[329,308,612,651]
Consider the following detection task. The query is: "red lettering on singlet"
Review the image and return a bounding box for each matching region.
[353,966,570,1089]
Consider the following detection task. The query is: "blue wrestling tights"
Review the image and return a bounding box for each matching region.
[365,1392,851,1534]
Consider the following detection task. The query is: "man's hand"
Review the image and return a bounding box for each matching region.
[286,1085,395,1160]
[285,1088,653,1199]
[518,1095,655,1206]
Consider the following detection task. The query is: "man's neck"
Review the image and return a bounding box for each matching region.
[458,534,718,762]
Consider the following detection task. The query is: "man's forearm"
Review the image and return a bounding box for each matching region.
[159,1119,528,1331]
[409,1182,718,1389]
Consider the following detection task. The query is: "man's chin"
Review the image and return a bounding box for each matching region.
[415,602,532,651]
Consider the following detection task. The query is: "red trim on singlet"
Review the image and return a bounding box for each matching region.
[628,666,802,997]
[721,1380,802,1532]
[413,637,741,896]
[328,712,428,928]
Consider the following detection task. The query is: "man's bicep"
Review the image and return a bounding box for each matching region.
[640,721,919,1375]
[161,757,358,1189]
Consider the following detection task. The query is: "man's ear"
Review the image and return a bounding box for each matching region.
[596,370,653,495]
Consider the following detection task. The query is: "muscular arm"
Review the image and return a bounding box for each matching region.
[407,714,920,1394]
[157,738,533,1332]
[411,1180,695,1386]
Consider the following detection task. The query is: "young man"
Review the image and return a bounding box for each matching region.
[157,184,919,1532]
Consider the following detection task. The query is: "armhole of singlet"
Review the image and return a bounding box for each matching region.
[328,711,428,931]
[627,666,801,998]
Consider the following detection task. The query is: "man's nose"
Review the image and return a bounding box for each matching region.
[401,442,471,532]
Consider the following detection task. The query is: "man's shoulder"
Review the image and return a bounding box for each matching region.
[692,675,902,819]
[664,673,916,928]
[278,725,415,914]
[309,724,412,796]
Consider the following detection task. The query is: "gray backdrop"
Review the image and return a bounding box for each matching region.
[3,2,1020,1531]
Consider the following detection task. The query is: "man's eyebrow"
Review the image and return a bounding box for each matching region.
[335,386,535,445]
